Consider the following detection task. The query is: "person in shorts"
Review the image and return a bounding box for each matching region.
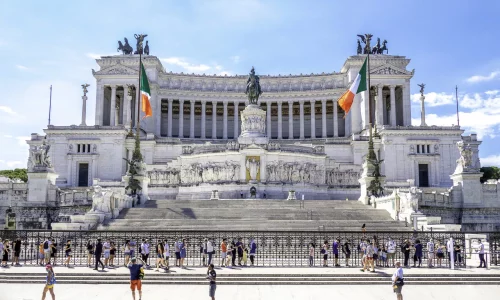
[127,257,144,300]
[109,242,116,267]
[386,237,397,267]
[206,264,217,300]
[392,261,404,300]
[332,238,340,267]
[174,240,181,267]
[220,239,227,267]
[427,238,435,267]
[123,240,131,267]
[42,263,56,300]
[103,239,111,267]
[38,241,45,265]
[43,238,52,264]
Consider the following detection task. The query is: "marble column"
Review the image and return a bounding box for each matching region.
[333,101,338,137]
[190,100,195,138]
[135,84,140,123]
[310,100,316,138]
[288,101,294,140]
[223,101,228,139]
[201,101,206,139]
[321,100,327,138]
[80,94,87,126]
[233,101,239,139]
[266,101,272,138]
[403,81,411,126]
[110,85,117,126]
[376,85,384,126]
[299,100,305,139]
[178,99,184,138]
[277,102,283,139]
[167,98,173,137]
[389,85,397,126]
[124,86,131,129]
[212,101,217,139]
[95,83,104,125]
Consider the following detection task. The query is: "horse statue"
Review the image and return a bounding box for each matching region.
[245,67,262,105]
[357,39,362,55]
[144,41,150,55]
[357,33,373,54]
[117,38,133,55]
[371,38,381,54]
[378,40,388,54]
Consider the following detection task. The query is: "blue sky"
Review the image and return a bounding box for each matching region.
[1,0,500,169]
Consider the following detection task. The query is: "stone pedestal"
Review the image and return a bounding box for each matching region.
[27,170,58,204]
[238,104,268,145]
[450,171,483,207]
[210,190,220,200]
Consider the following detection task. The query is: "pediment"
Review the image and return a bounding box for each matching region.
[93,64,138,76]
[370,64,413,76]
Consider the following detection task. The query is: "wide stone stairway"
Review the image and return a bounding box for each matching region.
[99,199,409,231]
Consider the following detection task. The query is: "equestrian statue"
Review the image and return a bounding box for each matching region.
[117,37,133,55]
[245,67,262,105]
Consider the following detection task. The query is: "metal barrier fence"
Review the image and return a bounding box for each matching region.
[0,230,467,268]
[490,233,500,266]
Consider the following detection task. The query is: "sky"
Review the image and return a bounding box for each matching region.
[1,0,500,169]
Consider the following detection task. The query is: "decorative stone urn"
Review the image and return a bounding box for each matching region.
[287,190,297,201]
[238,104,268,144]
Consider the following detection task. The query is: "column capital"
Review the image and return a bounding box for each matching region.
[310,99,316,104]
[277,101,282,107]
[266,101,272,107]
[168,98,173,103]
[179,99,185,104]
[233,100,240,105]
[109,84,117,90]
[223,101,228,107]
[288,100,294,105]
[299,100,305,104]
[321,99,327,104]
[389,84,397,90]
[212,100,218,105]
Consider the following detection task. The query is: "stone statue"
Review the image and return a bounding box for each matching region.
[371,38,381,54]
[357,34,373,54]
[90,186,112,214]
[418,83,425,96]
[81,84,90,96]
[457,141,473,169]
[379,40,388,54]
[246,158,260,182]
[117,37,133,55]
[357,39,362,55]
[134,34,148,55]
[144,41,150,55]
[245,67,262,105]
[28,140,53,171]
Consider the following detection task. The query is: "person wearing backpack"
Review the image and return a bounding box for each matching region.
[127,257,145,300]
[42,263,56,300]
[43,238,52,264]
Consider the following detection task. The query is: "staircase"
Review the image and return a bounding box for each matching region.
[98,200,409,231]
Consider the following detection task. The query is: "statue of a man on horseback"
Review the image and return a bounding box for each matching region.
[245,67,262,105]
[118,37,133,55]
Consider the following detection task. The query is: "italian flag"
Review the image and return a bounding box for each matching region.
[140,61,152,118]
[337,56,367,115]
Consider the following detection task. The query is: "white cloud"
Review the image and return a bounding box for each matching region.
[86,53,117,59]
[3,135,13,138]
[0,106,17,115]
[16,65,29,71]
[161,57,211,73]
[16,136,30,147]
[0,160,24,169]
[230,56,241,64]
[485,90,500,96]
[481,155,500,167]
[411,92,454,107]
[461,93,483,109]
[466,71,500,83]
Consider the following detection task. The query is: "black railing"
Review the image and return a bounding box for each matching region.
[0,230,467,267]
[490,233,500,266]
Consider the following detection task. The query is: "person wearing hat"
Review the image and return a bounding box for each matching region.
[42,264,56,300]
[127,257,145,300]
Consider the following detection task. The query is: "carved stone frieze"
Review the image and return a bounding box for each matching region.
[266,161,325,185]
[326,168,361,187]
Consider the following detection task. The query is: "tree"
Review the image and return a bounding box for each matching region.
[0,168,28,182]
[480,166,500,183]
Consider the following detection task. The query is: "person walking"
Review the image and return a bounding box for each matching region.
[477,239,486,268]
[426,238,435,268]
[141,239,150,267]
[220,239,227,267]
[41,264,56,300]
[155,239,165,272]
[94,238,104,271]
[63,240,72,267]
[163,239,170,271]
[206,264,217,300]
[13,238,21,266]
[127,257,145,300]
[249,238,257,267]
[391,261,404,300]
[413,239,423,268]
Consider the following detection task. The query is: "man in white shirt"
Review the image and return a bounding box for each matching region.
[392,261,404,300]
[141,240,150,267]
[446,238,454,267]
[207,240,214,266]
[386,238,396,267]
[477,239,486,268]
[359,239,367,268]
[426,238,435,267]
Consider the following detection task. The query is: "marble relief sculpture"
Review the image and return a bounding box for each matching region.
[28,140,53,171]
[457,141,475,171]
[266,161,324,185]
[246,158,260,182]
[179,161,241,185]
[326,168,361,187]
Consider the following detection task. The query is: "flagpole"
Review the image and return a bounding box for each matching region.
[367,52,372,126]
[455,85,460,127]
[48,85,52,126]
[137,53,142,132]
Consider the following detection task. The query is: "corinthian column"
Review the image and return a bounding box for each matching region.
[233,101,239,139]
[288,101,294,140]
[376,85,384,126]
[266,101,272,138]
[389,85,396,126]
[333,101,338,137]
[201,101,206,139]
[223,101,228,139]
[167,98,173,137]
[277,102,283,139]
[321,100,327,138]
[178,99,184,138]
[310,100,316,138]
[299,100,305,139]
[190,100,195,138]
[110,85,117,126]
[212,101,217,139]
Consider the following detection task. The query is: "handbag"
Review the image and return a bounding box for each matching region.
[395,278,404,286]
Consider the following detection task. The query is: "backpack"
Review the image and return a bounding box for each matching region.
[139,267,145,279]
[43,241,49,250]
